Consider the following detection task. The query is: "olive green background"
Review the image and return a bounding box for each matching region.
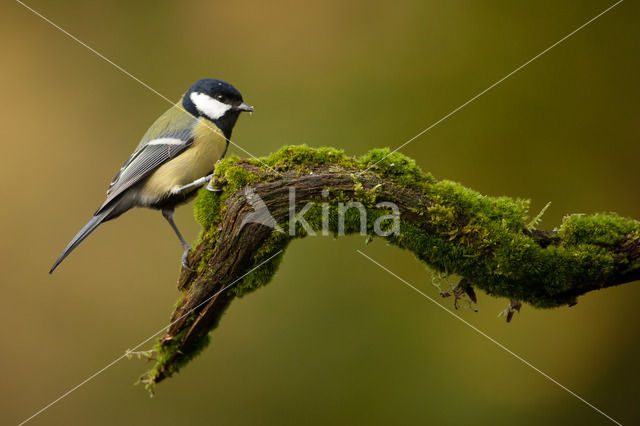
[2,0,639,425]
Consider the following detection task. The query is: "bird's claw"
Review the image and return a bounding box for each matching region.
[206,175,222,192]
[181,246,194,272]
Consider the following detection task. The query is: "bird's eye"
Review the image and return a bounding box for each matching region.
[215,94,225,102]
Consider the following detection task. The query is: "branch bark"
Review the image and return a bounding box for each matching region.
[140,146,640,387]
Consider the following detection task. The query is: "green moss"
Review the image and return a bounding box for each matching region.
[193,188,223,230]
[232,230,291,297]
[263,145,356,170]
[194,231,219,275]
[559,213,638,246]
[191,145,638,311]
[142,313,211,390]
[213,156,260,191]
[358,148,435,188]
[147,145,640,384]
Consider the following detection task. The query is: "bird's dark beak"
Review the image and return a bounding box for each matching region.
[236,102,254,112]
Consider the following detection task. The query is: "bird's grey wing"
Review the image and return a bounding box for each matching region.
[96,129,193,214]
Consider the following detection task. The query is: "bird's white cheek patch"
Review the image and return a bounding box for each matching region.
[190,92,232,120]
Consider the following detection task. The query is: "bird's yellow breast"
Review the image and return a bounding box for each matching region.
[140,118,226,201]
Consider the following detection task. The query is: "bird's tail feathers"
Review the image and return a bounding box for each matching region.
[49,204,116,274]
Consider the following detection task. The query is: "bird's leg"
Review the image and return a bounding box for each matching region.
[161,208,193,271]
[171,174,213,195]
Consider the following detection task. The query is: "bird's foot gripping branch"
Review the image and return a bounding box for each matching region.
[139,145,640,390]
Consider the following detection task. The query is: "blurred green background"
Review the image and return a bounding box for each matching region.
[2,0,639,424]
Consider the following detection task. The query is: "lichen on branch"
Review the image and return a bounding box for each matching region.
[139,145,640,389]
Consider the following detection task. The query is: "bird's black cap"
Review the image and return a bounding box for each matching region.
[187,79,244,103]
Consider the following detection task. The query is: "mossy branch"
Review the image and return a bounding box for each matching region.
[140,145,640,388]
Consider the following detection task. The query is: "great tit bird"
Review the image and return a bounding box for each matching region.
[49,78,253,274]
